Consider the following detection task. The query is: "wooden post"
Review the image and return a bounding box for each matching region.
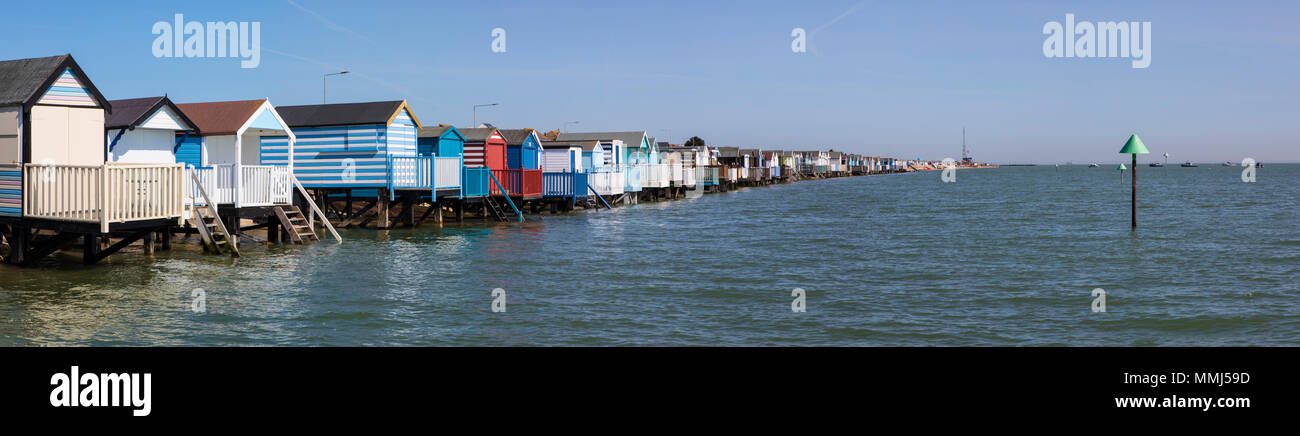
[1131,153,1137,229]
[435,203,444,225]
[376,194,391,228]
[83,233,99,265]
[402,194,416,227]
[160,227,172,251]
[268,218,281,244]
[455,200,464,222]
[144,232,155,255]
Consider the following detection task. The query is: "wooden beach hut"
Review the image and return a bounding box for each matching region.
[461,127,540,202]
[1,54,187,265]
[265,100,460,228]
[537,140,594,209]
[105,96,199,164]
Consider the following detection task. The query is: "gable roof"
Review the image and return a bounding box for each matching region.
[275,100,420,129]
[0,54,111,110]
[459,127,501,142]
[555,131,648,148]
[541,140,599,151]
[418,124,464,140]
[105,96,197,132]
[497,129,538,146]
[175,99,267,136]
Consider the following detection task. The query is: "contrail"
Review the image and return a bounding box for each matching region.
[809,0,873,55]
[285,0,378,46]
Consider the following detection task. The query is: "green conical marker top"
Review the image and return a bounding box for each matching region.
[1118,163,1127,170]
[1119,134,1149,154]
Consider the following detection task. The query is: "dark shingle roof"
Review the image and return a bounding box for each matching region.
[0,54,110,110]
[555,131,647,148]
[418,125,456,138]
[497,129,536,146]
[104,96,197,132]
[459,127,500,142]
[276,101,415,128]
[541,140,598,150]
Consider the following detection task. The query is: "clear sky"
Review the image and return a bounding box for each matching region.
[5,0,1297,163]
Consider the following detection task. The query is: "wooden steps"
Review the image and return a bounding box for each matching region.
[274,205,319,244]
[483,196,514,222]
[187,206,239,257]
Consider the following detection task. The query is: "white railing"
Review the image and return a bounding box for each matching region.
[390,156,433,190]
[24,163,185,233]
[590,170,625,196]
[623,164,643,191]
[681,165,696,187]
[668,162,683,183]
[239,165,292,207]
[641,163,670,188]
[185,164,291,207]
[434,156,461,189]
[727,167,738,181]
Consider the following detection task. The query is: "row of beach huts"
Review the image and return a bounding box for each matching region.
[0,54,911,266]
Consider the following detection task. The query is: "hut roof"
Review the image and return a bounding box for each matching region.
[498,128,537,146]
[276,100,418,128]
[175,99,267,136]
[105,96,197,132]
[556,131,647,148]
[458,127,500,142]
[0,54,111,109]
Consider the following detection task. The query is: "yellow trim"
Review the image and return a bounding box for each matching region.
[386,100,422,129]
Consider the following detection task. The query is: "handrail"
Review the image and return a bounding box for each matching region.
[187,164,239,256]
[292,176,342,243]
[588,185,612,209]
[487,171,524,222]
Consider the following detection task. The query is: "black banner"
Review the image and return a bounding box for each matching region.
[0,347,1291,422]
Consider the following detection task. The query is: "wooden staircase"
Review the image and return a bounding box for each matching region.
[274,205,319,244]
[483,196,514,222]
[186,197,240,257]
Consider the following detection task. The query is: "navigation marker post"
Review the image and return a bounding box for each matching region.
[1119,134,1149,229]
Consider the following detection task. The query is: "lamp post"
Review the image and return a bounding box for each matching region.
[473,103,498,127]
[323,71,349,104]
[563,120,580,132]
[1119,134,1149,229]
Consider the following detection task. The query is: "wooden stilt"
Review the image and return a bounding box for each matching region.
[144,232,155,255]
[376,194,391,229]
[83,233,100,265]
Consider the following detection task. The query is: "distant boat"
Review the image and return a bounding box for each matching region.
[1222,161,1236,166]
[1181,161,1198,167]
[1149,162,1163,167]
[1088,163,1100,168]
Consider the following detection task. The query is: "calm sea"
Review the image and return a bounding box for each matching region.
[1,164,1297,346]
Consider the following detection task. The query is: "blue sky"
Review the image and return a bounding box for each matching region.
[5,0,1297,163]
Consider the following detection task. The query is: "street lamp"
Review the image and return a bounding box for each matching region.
[323,71,349,104]
[473,103,498,127]
[562,121,580,132]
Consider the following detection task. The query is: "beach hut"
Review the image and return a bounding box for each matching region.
[417,124,480,199]
[462,127,540,200]
[264,101,462,228]
[557,131,653,197]
[1,54,186,265]
[174,99,297,209]
[500,128,542,170]
[104,96,199,164]
[537,140,591,207]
